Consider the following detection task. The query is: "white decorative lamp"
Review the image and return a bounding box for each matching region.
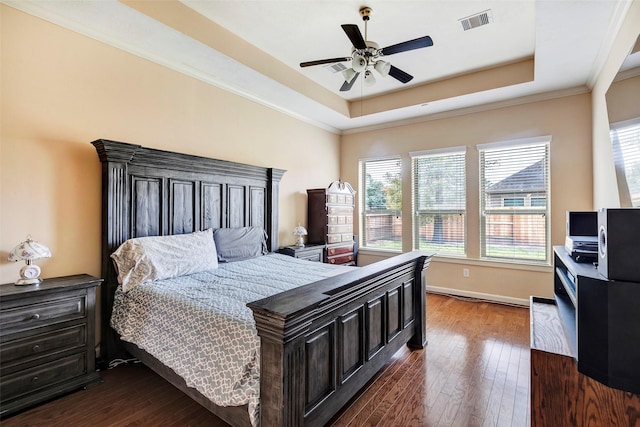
[292,225,308,248]
[8,235,51,285]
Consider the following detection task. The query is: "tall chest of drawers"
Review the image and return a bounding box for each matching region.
[0,274,102,417]
[307,180,356,266]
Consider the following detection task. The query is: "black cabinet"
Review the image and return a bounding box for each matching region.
[0,274,102,417]
[553,246,640,394]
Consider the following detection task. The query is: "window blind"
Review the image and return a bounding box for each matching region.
[359,157,402,251]
[411,147,466,256]
[611,119,640,207]
[478,139,550,263]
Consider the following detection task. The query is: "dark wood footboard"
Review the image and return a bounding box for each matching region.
[249,251,432,427]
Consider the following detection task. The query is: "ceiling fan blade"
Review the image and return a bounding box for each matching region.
[341,24,367,50]
[340,72,360,91]
[381,36,433,56]
[300,57,352,67]
[388,65,413,84]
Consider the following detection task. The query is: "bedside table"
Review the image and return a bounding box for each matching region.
[278,244,324,262]
[0,274,102,417]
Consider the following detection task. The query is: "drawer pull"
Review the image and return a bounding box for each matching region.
[30,313,40,321]
[32,344,41,352]
[31,376,39,383]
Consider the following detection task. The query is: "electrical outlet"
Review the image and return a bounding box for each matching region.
[463,268,469,278]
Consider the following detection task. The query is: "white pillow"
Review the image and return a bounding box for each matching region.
[111,229,218,292]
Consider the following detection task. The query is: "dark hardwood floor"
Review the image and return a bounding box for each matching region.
[2,293,530,427]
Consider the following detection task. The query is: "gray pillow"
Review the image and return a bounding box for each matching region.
[213,226,268,262]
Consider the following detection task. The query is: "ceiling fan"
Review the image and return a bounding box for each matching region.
[300,6,434,92]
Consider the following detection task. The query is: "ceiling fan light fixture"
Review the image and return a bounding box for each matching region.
[352,53,367,72]
[342,68,358,84]
[374,60,391,77]
[363,70,376,87]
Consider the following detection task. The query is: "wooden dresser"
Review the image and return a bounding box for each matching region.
[0,274,102,417]
[307,180,356,266]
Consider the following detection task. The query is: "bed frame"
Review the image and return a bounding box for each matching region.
[93,139,432,427]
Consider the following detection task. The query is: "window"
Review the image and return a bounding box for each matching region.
[610,118,640,207]
[478,137,550,263]
[411,147,466,256]
[359,156,402,251]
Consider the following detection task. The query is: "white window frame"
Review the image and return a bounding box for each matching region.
[477,136,551,264]
[359,155,403,252]
[410,146,467,257]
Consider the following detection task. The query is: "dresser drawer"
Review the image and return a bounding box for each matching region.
[326,194,354,205]
[327,253,355,265]
[327,245,354,257]
[327,206,353,216]
[0,352,87,402]
[327,224,352,235]
[1,324,87,366]
[327,215,353,225]
[0,293,86,336]
[326,234,342,244]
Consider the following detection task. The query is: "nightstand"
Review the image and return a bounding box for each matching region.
[0,274,102,417]
[278,244,324,262]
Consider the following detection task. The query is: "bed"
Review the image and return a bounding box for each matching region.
[93,139,432,427]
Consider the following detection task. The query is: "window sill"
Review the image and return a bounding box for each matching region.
[359,247,403,256]
[359,249,553,273]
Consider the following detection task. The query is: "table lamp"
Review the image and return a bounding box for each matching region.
[8,235,52,285]
[292,225,308,248]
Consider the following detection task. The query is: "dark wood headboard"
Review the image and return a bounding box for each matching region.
[92,139,285,364]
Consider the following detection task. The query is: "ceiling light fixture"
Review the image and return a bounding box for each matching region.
[342,68,358,84]
[352,53,367,72]
[299,6,434,92]
[363,70,376,87]
[374,60,391,77]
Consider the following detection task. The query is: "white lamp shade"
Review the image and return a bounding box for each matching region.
[342,68,358,84]
[352,53,367,73]
[363,70,376,87]
[374,60,391,77]
[292,225,308,236]
[8,236,51,262]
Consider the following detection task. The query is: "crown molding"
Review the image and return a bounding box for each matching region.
[341,86,591,136]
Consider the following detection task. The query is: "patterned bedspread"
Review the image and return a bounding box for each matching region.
[111,253,352,426]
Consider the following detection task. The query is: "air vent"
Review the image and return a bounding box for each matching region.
[459,10,492,31]
[326,63,348,73]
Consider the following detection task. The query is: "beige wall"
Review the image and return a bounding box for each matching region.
[607,74,640,124]
[591,1,640,209]
[0,6,341,284]
[341,94,593,301]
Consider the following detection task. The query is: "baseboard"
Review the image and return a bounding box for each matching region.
[426,285,530,307]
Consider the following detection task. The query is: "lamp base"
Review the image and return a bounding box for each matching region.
[16,264,43,286]
[15,277,42,286]
[295,235,305,248]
